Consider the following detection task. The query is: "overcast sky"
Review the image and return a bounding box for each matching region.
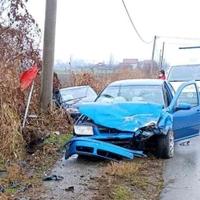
[27,0,200,65]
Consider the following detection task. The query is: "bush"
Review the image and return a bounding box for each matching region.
[60,66,159,93]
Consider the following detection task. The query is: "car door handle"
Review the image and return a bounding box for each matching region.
[197,109,200,112]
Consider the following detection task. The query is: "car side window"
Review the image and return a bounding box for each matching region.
[177,84,198,107]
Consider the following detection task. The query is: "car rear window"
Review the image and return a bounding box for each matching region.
[168,65,200,81]
[60,87,88,101]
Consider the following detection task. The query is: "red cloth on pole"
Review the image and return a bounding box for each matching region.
[20,65,39,91]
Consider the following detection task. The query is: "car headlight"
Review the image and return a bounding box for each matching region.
[74,125,94,136]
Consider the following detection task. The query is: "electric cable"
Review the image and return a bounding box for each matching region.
[159,35,200,41]
[121,0,153,44]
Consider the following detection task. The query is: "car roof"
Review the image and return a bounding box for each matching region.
[108,79,165,87]
[60,85,90,91]
[170,64,200,68]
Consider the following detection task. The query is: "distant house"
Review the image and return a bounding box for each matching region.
[118,58,139,69]
[138,60,158,68]
[92,63,114,74]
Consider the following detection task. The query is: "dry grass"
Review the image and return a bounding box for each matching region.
[0,162,29,200]
[0,194,10,200]
[0,62,72,199]
[0,134,72,200]
[5,163,27,184]
[0,103,25,161]
[59,66,159,93]
[22,108,72,147]
[0,62,73,162]
[105,161,140,177]
[95,157,164,200]
[112,185,132,200]
[0,63,25,161]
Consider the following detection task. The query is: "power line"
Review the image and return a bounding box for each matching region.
[157,36,200,47]
[159,35,200,41]
[179,46,200,49]
[121,0,153,44]
[166,41,200,46]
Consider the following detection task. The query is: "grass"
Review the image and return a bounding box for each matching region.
[112,185,131,200]
[130,175,149,190]
[43,132,72,149]
[30,133,72,174]
[105,161,140,177]
[95,158,164,200]
[0,133,73,198]
[0,159,5,170]
[5,187,18,194]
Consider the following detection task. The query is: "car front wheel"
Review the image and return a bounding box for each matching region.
[157,130,174,159]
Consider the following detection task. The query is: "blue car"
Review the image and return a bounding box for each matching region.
[65,79,200,160]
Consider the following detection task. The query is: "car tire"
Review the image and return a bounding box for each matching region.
[157,130,174,159]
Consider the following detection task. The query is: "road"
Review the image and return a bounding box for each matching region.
[160,136,200,200]
[41,136,200,200]
[41,155,104,200]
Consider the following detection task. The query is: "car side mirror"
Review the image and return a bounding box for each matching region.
[175,103,191,111]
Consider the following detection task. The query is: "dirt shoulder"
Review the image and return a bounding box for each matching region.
[40,155,163,200]
[0,133,72,200]
[1,137,164,200]
[41,156,105,200]
[94,157,164,200]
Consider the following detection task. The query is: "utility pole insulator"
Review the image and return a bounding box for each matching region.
[40,0,57,111]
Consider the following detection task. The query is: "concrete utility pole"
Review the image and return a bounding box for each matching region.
[160,42,165,68]
[151,35,157,61]
[150,35,157,75]
[41,0,57,111]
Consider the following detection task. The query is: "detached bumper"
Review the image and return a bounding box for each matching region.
[65,137,145,161]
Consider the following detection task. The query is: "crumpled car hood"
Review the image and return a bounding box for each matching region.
[65,102,173,161]
[79,102,172,133]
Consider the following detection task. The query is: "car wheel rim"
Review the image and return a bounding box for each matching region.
[169,131,174,157]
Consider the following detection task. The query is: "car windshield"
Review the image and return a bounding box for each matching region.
[168,65,200,81]
[96,85,164,105]
[60,87,88,102]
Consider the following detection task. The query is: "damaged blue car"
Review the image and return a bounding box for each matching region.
[65,79,200,161]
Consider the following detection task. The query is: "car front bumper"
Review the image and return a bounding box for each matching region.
[65,137,146,161]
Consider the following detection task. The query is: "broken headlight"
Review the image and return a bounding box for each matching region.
[74,125,94,136]
[137,122,156,138]
[142,122,156,132]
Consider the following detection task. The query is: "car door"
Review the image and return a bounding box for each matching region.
[168,81,200,141]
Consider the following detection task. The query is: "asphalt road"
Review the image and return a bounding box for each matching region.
[42,136,200,200]
[160,136,200,200]
[41,155,104,200]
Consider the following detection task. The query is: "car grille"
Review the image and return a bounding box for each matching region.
[97,124,131,134]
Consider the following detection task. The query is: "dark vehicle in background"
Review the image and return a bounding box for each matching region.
[167,64,200,91]
[59,85,97,120]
